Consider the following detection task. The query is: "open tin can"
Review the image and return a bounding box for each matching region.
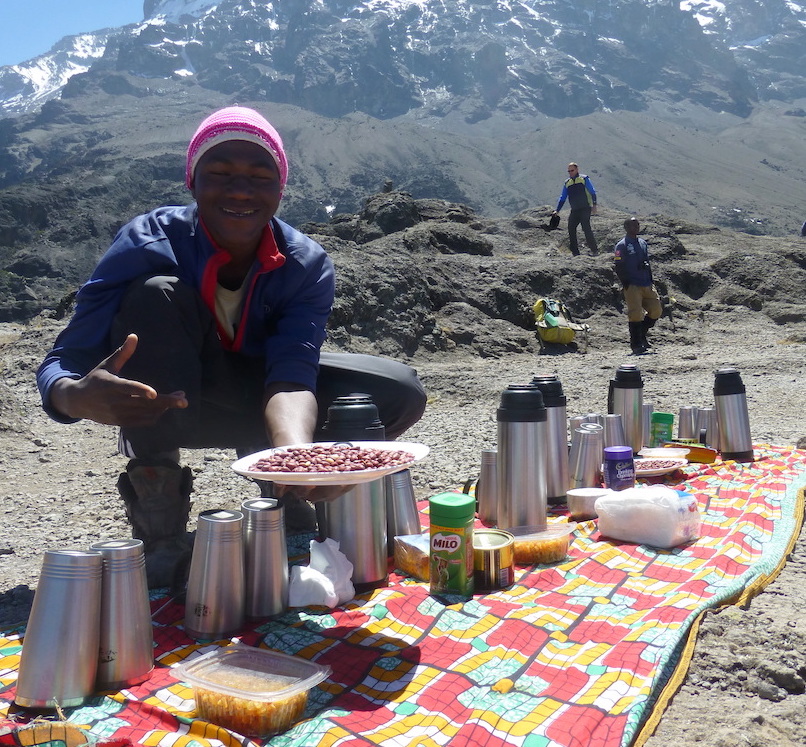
[473,529,515,591]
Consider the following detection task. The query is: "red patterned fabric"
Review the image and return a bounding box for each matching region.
[1,445,804,747]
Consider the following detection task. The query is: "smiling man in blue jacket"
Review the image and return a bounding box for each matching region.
[36,106,426,588]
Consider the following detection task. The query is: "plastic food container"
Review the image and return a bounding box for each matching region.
[173,643,331,737]
[566,488,612,520]
[509,523,577,564]
[638,447,690,459]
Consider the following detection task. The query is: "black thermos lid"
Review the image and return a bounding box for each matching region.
[531,375,566,407]
[713,367,746,396]
[612,364,643,388]
[321,393,386,441]
[497,384,547,423]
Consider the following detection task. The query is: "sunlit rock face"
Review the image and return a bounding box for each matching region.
[3,0,805,118]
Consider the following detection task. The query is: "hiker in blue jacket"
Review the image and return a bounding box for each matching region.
[553,162,598,255]
[36,106,427,588]
[614,217,662,355]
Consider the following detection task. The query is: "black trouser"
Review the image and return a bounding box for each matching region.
[112,276,427,458]
[568,207,598,255]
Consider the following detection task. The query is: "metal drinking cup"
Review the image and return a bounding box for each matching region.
[90,539,153,690]
[241,498,288,620]
[604,413,627,448]
[15,550,103,708]
[184,509,245,640]
[677,406,699,440]
[385,468,422,554]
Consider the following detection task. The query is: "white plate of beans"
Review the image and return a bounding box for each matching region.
[232,441,430,485]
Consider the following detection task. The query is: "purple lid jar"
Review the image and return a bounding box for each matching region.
[603,446,635,491]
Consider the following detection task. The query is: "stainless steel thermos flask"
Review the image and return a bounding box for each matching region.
[713,367,754,462]
[531,375,569,505]
[496,384,548,531]
[319,394,388,590]
[607,364,644,454]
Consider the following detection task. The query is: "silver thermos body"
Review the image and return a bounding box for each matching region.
[607,364,644,455]
[532,375,569,505]
[713,367,754,462]
[319,394,388,591]
[496,384,548,531]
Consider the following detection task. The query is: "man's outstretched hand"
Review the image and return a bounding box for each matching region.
[49,334,188,426]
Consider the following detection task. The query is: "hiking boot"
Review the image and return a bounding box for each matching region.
[628,321,647,355]
[117,459,194,591]
[640,316,656,350]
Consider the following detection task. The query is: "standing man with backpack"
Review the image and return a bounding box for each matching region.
[614,217,662,355]
[553,162,598,256]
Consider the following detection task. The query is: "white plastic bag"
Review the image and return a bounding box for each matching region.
[288,537,355,608]
[595,485,701,549]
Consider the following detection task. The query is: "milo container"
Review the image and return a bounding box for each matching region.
[429,492,475,598]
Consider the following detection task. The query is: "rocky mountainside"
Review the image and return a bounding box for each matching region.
[3,0,806,119]
[1,0,806,324]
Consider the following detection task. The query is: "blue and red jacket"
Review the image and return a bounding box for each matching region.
[37,204,335,423]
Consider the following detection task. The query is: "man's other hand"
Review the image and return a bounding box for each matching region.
[49,334,188,426]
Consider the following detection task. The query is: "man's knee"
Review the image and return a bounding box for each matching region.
[120,275,190,309]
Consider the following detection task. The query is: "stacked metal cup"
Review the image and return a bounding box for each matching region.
[677,406,700,440]
[476,449,499,525]
[603,413,627,448]
[319,394,388,591]
[90,539,153,690]
[184,508,245,640]
[496,384,547,531]
[241,498,288,620]
[642,403,654,447]
[15,550,103,708]
[384,469,422,555]
[569,425,604,489]
[531,375,569,506]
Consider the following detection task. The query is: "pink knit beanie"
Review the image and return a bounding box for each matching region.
[185,106,288,190]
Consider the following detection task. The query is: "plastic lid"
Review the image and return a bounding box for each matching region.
[603,445,633,459]
[497,384,547,423]
[713,367,746,396]
[651,412,674,424]
[429,491,475,519]
[174,643,331,703]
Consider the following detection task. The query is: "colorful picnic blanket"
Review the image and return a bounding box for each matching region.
[1,445,805,747]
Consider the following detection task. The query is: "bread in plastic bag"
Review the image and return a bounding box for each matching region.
[393,533,430,581]
[594,485,701,549]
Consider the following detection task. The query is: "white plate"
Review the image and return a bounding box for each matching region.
[232,441,430,485]
[634,457,688,477]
